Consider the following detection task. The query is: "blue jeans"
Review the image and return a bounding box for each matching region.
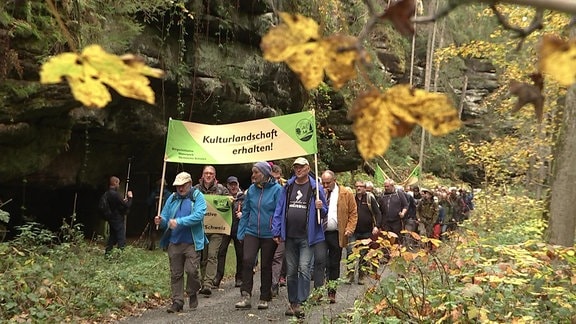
[285,237,315,305]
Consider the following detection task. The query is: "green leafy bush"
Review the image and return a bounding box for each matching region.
[0,222,169,322]
[344,189,576,322]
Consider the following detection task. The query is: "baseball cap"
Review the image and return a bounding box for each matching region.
[293,157,309,166]
[173,172,192,186]
[227,176,239,184]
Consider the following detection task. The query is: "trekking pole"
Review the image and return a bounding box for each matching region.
[124,157,133,239]
[0,198,12,209]
[125,157,133,199]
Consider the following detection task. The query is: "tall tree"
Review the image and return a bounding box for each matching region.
[547,88,576,246]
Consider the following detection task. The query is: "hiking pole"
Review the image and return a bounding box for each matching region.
[125,157,133,199]
[0,198,12,209]
[124,157,133,239]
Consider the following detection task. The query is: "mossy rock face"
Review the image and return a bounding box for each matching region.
[2,0,494,188]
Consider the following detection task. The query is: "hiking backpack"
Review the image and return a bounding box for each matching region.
[97,192,112,220]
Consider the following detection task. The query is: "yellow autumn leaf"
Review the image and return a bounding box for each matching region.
[260,12,361,90]
[284,42,327,90]
[322,34,364,89]
[40,45,164,108]
[68,76,111,108]
[260,12,320,63]
[349,84,461,160]
[349,89,394,160]
[539,35,576,86]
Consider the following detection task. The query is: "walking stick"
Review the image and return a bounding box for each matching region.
[125,157,133,199]
[124,157,133,237]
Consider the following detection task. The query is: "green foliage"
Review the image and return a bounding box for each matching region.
[343,190,576,322]
[0,209,9,224]
[0,222,169,322]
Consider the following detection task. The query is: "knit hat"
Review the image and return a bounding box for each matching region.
[253,161,272,179]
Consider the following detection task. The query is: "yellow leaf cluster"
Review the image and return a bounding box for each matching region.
[348,84,462,160]
[539,35,576,86]
[260,12,363,90]
[40,45,164,108]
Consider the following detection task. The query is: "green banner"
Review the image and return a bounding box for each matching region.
[165,111,317,164]
[204,194,233,235]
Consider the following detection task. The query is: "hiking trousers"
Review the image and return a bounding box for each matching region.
[168,243,201,304]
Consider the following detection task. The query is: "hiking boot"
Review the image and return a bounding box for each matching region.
[189,293,198,310]
[345,274,354,285]
[328,292,336,304]
[199,286,212,296]
[235,291,251,309]
[212,276,222,288]
[167,301,183,313]
[284,304,295,316]
[257,300,268,309]
[271,284,279,297]
[235,279,242,288]
[309,293,322,305]
[285,303,303,317]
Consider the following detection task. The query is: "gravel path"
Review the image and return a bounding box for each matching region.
[118,262,387,324]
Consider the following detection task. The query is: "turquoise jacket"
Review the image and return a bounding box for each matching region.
[238,178,283,240]
[271,175,328,246]
[158,189,208,251]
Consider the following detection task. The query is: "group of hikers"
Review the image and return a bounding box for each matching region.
[102,158,474,318]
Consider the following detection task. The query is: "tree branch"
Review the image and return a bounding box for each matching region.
[485,0,576,13]
[491,5,544,50]
[491,5,544,37]
[414,0,576,24]
[357,0,380,42]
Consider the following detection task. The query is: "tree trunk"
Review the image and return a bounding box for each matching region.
[419,0,438,169]
[547,85,576,246]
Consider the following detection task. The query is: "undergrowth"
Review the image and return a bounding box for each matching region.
[345,189,576,323]
[0,221,169,323]
[2,189,575,323]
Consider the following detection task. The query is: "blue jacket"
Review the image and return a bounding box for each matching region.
[238,178,283,240]
[158,189,208,251]
[272,175,328,246]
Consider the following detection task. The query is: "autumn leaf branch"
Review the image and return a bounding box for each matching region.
[491,5,544,50]
[414,0,576,24]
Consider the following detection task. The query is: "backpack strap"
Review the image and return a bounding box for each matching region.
[366,192,377,227]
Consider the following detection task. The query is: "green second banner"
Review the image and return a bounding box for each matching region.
[165,111,317,164]
[204,194,233,235]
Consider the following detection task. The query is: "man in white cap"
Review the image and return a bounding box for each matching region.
[272,157,328,318]
[155,172,207,313]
